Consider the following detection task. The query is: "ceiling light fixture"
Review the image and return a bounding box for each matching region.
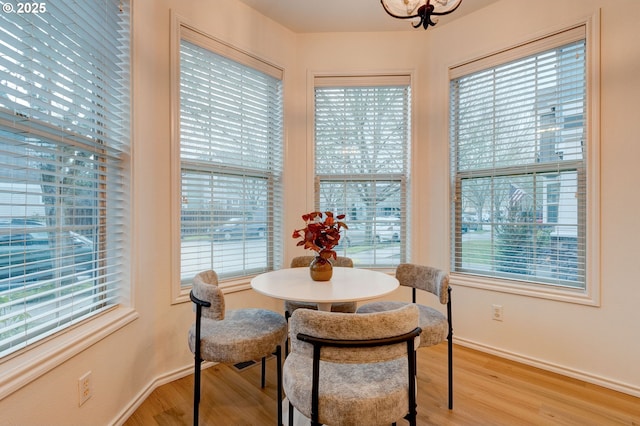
[380,0,463,30]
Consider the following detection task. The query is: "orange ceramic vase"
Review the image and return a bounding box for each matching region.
[309,257,333,281]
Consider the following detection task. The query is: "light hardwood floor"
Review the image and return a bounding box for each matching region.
[124,343,640,425]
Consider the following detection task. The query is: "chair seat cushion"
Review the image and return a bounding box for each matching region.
[284,300,357,315]
[284,353,411,425]
[357,301,447,347]
[188,308,287,364]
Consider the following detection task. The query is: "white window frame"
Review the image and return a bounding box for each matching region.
[170,14,284,302]
[448,16,601,306]
[310,73,413,269]
[0,0,135,398]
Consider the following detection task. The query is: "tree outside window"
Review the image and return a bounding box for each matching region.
[314,77,410,267]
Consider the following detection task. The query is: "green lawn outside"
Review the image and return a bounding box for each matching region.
[462,238,493,266]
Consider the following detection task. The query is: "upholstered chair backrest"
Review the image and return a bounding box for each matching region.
[396,263,450,305]
[192,269,225,320]
[288,304,420,364]
[332,256,354,267]
[290,255,353,268]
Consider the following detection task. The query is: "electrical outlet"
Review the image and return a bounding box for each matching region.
[492,304,503,321]
[78,371,92,406]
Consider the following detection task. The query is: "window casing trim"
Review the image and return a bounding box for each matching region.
[0,0,131,368]
[170,12,284,303]
[309,71,414,267]
[450,272,599,306]
[447,12,601,306]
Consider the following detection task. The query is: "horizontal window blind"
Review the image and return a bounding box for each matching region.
[450,29,587,289]
[179,30,283,283]
[0,0,130,358]
[314,79,410,267]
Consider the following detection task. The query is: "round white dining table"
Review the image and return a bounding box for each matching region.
[251,266,399,312]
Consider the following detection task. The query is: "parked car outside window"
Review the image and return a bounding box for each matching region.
[375,217,401,242]
[0,221,94,290]
[341,218,401,247]
[462,214,479,232]
[212,217,266,241]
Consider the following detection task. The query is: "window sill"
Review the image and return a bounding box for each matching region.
[0,306,138,400]
[450,272,600,307]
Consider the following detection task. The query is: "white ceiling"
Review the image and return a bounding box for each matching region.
[235,0,499,33]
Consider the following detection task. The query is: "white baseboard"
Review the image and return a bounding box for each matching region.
[110,361,215,426]
[454,337,640,398]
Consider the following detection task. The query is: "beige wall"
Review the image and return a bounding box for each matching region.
[0,0,638,424]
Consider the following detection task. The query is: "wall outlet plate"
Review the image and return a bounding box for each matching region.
[492,304,503,321]
[78,371,92,406]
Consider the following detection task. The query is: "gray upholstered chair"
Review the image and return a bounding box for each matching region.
[284,255,357,319]
[188,270,288,426]
[284,304,421,426]
[357,263,453,409]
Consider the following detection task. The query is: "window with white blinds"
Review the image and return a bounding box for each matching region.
[314,75,410,267]
[178,27,283,284]
[450,26,589,290]
[0,1,130,358]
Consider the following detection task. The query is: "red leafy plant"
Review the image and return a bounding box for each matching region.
[292,211,348,263]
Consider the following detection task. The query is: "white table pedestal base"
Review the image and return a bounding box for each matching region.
[316,302,331,312]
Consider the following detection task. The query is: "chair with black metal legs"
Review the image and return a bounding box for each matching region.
[188,269,288,425]
[357,263,453,409]
[284,304,421,426]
